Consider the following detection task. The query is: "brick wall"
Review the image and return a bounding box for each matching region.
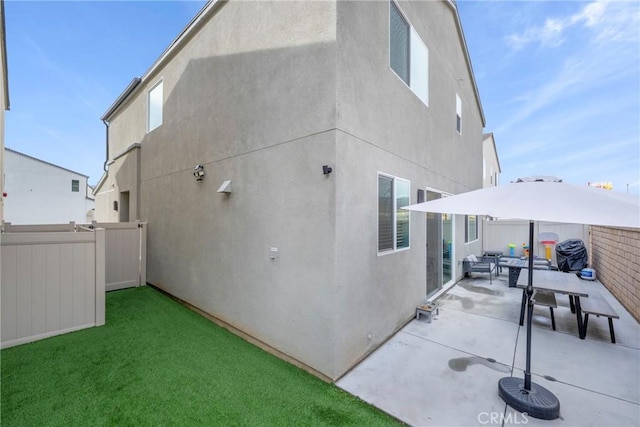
[590,226,640,322]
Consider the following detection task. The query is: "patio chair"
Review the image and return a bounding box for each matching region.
[462,254,497,284]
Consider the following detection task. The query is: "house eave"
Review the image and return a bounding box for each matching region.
[100,77,141,122]
[1,0,10,111]
[5,147,89,178]
[446,0,486,127]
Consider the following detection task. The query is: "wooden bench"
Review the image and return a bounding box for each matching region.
[531,290,557,331]
[581,292,619,343]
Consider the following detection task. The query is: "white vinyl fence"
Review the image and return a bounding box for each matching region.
[1,221,147,349]
[482,219,589,265]
[88,221,147,291]
[1,228,106,349]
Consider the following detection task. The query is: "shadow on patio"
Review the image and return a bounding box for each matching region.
[337,274,640,426]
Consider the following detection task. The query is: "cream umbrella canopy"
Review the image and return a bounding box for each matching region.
[405,177,639,228]
[403,177,640,420]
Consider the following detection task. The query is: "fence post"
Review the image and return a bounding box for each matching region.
[139,222,147,287]
[95,228,106,326]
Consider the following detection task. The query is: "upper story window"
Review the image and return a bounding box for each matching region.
[456,94,462,134]
[389,1,429,106]
[148,80,163,133]
[71,179,79,192]
[378,173,411,254]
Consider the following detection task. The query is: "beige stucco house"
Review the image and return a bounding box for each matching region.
[95,0,486,380]
[482,132,501,188]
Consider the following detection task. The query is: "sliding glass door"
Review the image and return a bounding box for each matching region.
[426,190,455,297]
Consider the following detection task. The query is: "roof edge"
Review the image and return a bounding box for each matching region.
[5,147,89,178]
[1,0,10,111]
[140,0,224,83]
[446,0,485,127]
[100,0,225,123]
[100,77,141,122]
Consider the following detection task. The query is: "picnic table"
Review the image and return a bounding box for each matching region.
[499,257,551,287]
[517,269,589,339]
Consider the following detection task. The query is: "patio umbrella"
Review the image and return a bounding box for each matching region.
[403,176,640,420]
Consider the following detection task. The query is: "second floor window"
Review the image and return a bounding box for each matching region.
[71,179,79,192]
[148,80,163,132]
[389,1,429,106]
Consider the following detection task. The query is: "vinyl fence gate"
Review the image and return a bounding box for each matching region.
[89,221,147,291]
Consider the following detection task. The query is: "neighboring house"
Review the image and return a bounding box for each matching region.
[95,0,486,380]
[3,148,95,224]
[482,132,501,188]
[0,0,9,221]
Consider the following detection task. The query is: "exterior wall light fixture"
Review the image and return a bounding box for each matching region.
[193,164,205,182]
[323,165,333,175]
[217,180,232,194]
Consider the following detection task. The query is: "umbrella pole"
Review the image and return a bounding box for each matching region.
[498,220,560,420]
[524,220,535,390]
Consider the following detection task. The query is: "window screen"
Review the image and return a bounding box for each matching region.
[390,2,410,85]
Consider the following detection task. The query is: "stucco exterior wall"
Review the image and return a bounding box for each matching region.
[482,134,500,188]
[103,0,342,378]
[99,0,485,380]
[332,0,484,371]
[94,146,140,223]
[590,226,640,322]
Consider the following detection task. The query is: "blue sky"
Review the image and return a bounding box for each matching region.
[5,1,640,194]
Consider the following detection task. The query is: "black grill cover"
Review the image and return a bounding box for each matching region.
[556,239,588,272]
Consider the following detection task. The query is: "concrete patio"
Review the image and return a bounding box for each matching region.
[337,273,640,426]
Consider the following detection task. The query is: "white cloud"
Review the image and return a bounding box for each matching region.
[570,1,607,27]
[496,1,639,135]
[504,1,637,50]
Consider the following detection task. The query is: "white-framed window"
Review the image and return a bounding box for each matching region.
[389,1,429,106]
[148,80,163,132]
[378,173,411,253]
[456,93,462,134]
[465,215,478,243]
[71,179,79,192]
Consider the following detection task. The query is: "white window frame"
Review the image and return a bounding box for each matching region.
[389,1,429,106]
[147,79,164,133]
[378,172,411,255]
[465,214,478,243]
[456,93,462,134]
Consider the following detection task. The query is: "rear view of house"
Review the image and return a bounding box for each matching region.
[95,0,486,380]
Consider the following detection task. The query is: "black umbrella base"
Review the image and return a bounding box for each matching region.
[499,377,560,420]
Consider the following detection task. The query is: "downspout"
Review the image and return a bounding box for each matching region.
[102,119,109,172]
[100,77,142,172]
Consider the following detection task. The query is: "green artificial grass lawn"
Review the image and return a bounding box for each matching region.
[1,286,401,426]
